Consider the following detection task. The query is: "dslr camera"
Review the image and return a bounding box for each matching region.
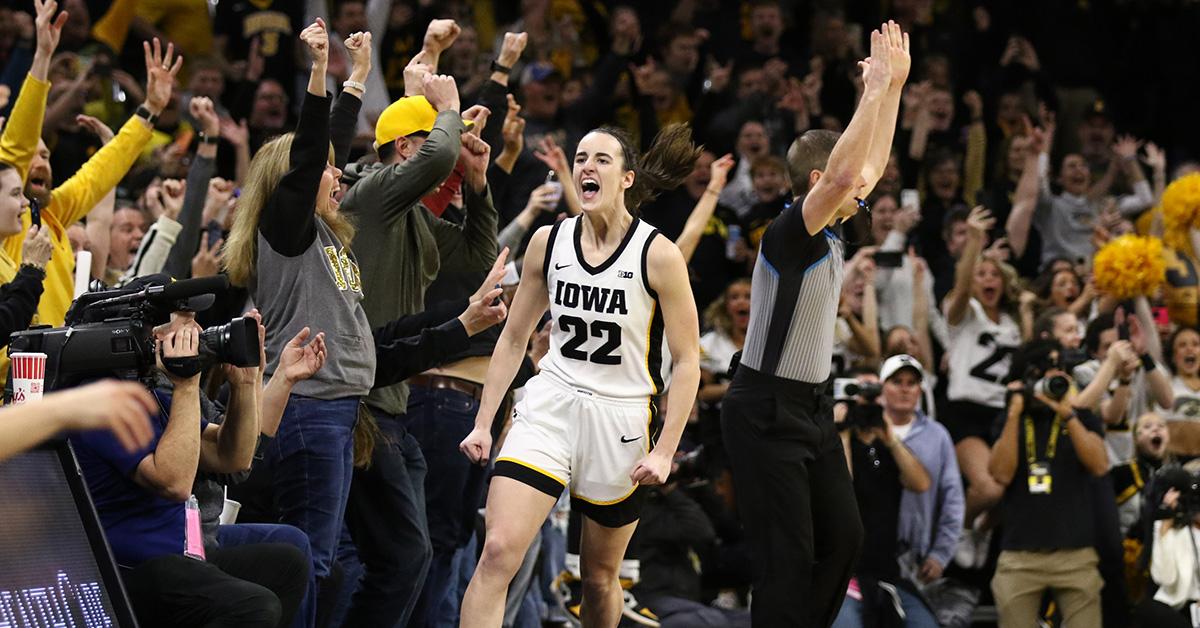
[1156,466,1200,525]
[5,275,260,395]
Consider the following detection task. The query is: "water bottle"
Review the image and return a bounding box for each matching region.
[544,170,564,205]
[726,224,742,260]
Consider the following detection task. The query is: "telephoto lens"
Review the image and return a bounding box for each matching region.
[199,317,261,367]
[1034,374,1071,401]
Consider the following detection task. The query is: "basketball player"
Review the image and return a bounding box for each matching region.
[457,124,702,627]
[720,22,909,627]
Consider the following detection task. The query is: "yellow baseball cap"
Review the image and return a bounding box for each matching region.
[374,96,472,151]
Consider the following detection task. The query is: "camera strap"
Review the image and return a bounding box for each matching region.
[1024,413,1063,495]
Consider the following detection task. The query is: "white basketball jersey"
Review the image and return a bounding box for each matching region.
[947,298,1021,408]
[538,216,671,400]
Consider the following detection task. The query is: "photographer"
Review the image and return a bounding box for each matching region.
[1140,464,1200,628]
[988,339,1109,628]
[69,289,308,627]
[832,363,934,628]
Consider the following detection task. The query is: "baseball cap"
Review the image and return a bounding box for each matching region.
[879,354,925,383]
[1084,99,1112,124]
[373,96,474,151]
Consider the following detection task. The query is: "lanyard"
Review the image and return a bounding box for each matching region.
[1024,413,1063,466]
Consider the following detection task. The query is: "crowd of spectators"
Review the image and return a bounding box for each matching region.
[6,0,1200,627]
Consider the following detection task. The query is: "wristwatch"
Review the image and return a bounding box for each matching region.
[490,61,512,75]
[135,104,158,125]
[198,132,219,145]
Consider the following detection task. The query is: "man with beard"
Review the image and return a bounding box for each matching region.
[0,4,180,326]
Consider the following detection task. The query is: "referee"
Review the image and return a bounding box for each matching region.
[721,22,909,627]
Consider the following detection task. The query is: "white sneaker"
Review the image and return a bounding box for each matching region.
[953,529,977,569]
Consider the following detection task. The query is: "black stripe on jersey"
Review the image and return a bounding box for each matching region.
[758,235,833,374]
[542,219,565,284]
[574,217,642,275]
[640,228,661,298]
[645,301,666,394]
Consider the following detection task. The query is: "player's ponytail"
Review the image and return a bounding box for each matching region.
[595,124,702,215]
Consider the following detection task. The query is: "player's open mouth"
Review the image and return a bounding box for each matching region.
[580,178,599,201]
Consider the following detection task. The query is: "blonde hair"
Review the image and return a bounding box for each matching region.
[223,133,350,287]
[704,278,751,337]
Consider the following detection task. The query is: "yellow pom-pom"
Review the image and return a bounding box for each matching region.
[1093,235,1166,300]
[1161,173,1200,255]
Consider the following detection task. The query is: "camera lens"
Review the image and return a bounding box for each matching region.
[198,317,261,368]
[1034,374,1071,401]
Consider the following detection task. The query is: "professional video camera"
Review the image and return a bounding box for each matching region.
[1156,466,1200,525]
[5,275,259,394]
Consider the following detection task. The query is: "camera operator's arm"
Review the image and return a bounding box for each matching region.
[134,328,202,501]
[989,391,1023,486]
[1064,409,1109,476]
[262,327,327,437]
[199,313,264,473]
[0,380,155,463]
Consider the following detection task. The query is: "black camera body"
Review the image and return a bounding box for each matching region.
[5,277,259,395]
[1157,466,1200,524]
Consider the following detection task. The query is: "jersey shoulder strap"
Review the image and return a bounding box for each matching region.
[541,217,571,284]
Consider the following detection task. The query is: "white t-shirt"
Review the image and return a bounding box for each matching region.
[946,299,1022,408]
[892,420,915,442]
[1164,376,1200,422]
[700,330,739,376]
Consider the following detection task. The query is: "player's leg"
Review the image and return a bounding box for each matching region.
[459,476,559,628]
[578,514,639,627]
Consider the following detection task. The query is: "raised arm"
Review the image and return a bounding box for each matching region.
[459,226,553,465]
[333,31,371,168]
[861,22,909,195]
[1006,122,1048,258]
[163,98,219,279]
[258,20,332,257]
[630,237,702,486]
[0,0,64,182]
[261,328,326,437]
[430,132,499,272]
[802,24,902,235]
[910,251,935,370]
[945,206,992,326]
[677,154,734,262]
[49,39,179,226]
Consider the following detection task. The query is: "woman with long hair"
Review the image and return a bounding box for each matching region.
[221,19,373,605]
[942,205,1024,564]
[458,124,702,626]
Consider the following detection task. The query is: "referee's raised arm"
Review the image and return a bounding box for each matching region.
[795,22,909,235]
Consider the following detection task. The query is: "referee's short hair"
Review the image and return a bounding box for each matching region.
[786,130,840,196]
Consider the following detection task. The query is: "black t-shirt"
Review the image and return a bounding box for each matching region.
[850,434,902,580]
[640,188,745,312]
[215,1,305,98]
[740,195,788,251]
[1001,406,1105,551]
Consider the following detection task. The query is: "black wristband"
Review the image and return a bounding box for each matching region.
[19,262,45,276]
[490,60,512,74]
[1141,353,1156,372]
[136,104,158,125]
[198,133,219,145]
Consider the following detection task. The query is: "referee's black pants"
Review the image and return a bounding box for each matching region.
[721,365,863,628]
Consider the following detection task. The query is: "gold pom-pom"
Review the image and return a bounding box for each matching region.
[1161,173,1200,254]
[1094,235,1166,300]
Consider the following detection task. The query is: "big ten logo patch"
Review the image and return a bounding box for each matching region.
[324,246,362,294]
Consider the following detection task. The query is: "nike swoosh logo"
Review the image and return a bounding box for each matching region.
[620,435,642,443]
[555,263,572,270]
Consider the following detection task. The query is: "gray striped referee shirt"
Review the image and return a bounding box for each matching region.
[740,195,846,383]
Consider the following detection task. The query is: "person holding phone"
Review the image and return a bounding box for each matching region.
[0,162,52,391]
